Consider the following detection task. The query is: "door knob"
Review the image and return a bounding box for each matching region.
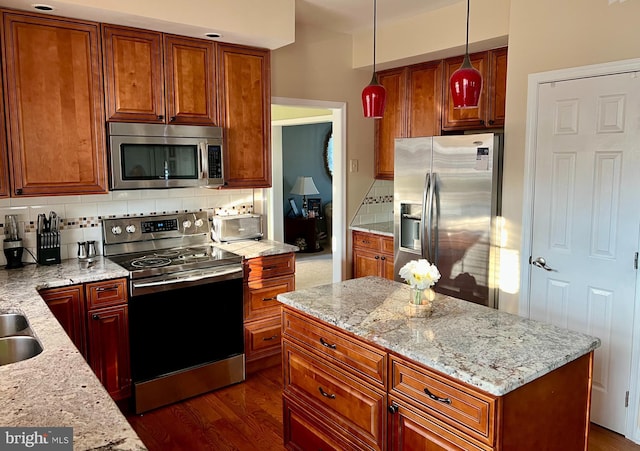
[531,256,556,272]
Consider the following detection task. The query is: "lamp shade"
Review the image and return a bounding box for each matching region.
[362,73,387,118]
[290,176,319,196]
[450,55,482,108]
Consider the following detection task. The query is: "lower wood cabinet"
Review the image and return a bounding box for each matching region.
[282,306,593,451]
[39,278,130,401]
[352,230,394,280]
[244,253,295,373]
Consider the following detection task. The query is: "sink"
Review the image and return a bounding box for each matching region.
[0,313,31,337]
[0,336,44,366]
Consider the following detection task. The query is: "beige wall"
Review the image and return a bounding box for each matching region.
[500,0,640,312]
[271,23,375,275]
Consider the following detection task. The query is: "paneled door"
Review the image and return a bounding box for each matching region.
[528,72,640,433]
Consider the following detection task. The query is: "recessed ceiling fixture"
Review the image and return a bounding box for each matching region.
[205,32,222,39]
[450,0,482,109]
[361,0,386,118]
[32,4,54,11]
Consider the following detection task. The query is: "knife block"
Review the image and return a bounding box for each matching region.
[37,232,61,265]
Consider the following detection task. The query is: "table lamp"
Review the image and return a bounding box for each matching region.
[290,176,319,218]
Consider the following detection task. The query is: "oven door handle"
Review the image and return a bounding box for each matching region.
[132,267,243,289]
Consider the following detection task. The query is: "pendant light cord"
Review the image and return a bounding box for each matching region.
[465,0,470,56]
[373,0,377,73]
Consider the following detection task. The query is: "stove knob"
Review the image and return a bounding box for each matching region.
[194,218,204,228]
[125,224,137,234]
[183,220,192,229]
[111,226,122,235]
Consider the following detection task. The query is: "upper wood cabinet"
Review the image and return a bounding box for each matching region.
[218,43,271,188]
[375,68,407,180]
[0,76,9,199]
[103,25,217,126]
[442,47,507,130]
[2,11,108,196]
[407,60,443,137]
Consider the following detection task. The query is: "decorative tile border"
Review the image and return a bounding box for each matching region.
[362,195,393,205]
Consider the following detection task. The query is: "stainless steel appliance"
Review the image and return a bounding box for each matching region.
[394,133,503,308]
[108,122,224,190]
[103,211,244,413]
[211,214,263,242]
[3,215,23,269]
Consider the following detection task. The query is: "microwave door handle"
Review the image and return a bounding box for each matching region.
[199,142,209,180]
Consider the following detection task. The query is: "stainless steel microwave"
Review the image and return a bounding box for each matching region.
[108,122,224,190]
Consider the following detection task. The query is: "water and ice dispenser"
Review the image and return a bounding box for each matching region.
[400,203,422,252]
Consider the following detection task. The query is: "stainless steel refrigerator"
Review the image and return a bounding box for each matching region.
[393,133,503,308]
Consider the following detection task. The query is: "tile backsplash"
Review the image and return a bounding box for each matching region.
[350,180,393,226]
[0,188,256,266]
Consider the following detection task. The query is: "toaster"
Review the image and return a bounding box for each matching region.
[211,214,263,242]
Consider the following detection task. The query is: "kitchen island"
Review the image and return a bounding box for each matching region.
[278,276,600,450]
[0,258,145,450]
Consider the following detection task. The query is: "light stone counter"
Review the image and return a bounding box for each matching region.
[213,239,299,259]
[350,221,393,237]
[277,276,600,396]
[0,258,146,450]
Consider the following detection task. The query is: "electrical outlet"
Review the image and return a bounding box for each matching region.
[349,159,358,173]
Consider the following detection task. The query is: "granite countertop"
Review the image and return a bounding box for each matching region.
[0,258,146,450]
[213,239,299,259]
[277,276,601,396]
[350,221,393,237]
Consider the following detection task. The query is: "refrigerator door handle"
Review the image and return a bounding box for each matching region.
[423,172,434,262]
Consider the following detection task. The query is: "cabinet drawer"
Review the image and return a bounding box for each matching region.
[245,274,292,321]
[283,341,386,450]
[283,394,363,451]
[283,309,386,387]
[244,316,281,361]
[352,230,382,252]
[390,355,495,444]
[246,253,295,282]
[85,278,127,310]
[381,236,394,254]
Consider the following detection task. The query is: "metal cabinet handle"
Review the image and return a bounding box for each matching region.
[531,256,556,272]
[319,337,336,349]
[262,335,278,341]
[388,403,399,414]
[92,314,100,320]
[262,296,278,302]
[96,285,119,292]
[375,255,380,260]
[157,115,164,120]
[424,387,451,404]
[318,387,336,399]
[381,256,386,261]
[169,116,176,122]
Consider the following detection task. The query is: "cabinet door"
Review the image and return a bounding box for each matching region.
[2,11,108,196]
[375,68,407,180]
[0,75,8,198]
[388,400,489,451]
[408,61,443,137]
[164,34,217,125]
[442,52,489,131]
[218,43,271,188]
[87,305,131,401]
[353,247,383,279]
[102,25,165,123]
[39,285,86,356]
[487,47,507,128]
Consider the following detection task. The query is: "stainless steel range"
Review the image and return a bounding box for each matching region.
[103,211,245,414]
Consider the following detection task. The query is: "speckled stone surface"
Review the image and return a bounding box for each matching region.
[214,239,299,259]
[350,221,393,237]
[0,258,146,450]
[278,276,601,396]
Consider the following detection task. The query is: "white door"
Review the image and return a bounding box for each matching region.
[528,72,640,433]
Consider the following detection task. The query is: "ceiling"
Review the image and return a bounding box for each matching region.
[296,0,461,34]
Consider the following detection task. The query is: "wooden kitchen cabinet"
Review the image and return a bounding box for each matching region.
[442,48,507,131]
[103,25,217,126]
[0,77,9,199]
[353,230,394,280]
[375,68,407,180]
[39,285,87,357]
[407,60,444,138]
[243,253,295,373]
[218,43,271,188]
[85,278,130,401]
[2,11,108,196]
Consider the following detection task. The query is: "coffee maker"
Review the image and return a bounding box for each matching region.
[4,215,24,269]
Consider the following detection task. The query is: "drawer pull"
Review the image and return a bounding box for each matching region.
[388,403,399,414]
[263,335,278,341]
[96,285,119,292]
[262,296,278,301]
[319,337,337,349]
[424,387,452,404]
[318,387,336,399]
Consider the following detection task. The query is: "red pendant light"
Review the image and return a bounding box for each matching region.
[450,0,482,109]
[362,0,386,118]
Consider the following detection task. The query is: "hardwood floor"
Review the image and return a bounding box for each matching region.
[124,363,640,451]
